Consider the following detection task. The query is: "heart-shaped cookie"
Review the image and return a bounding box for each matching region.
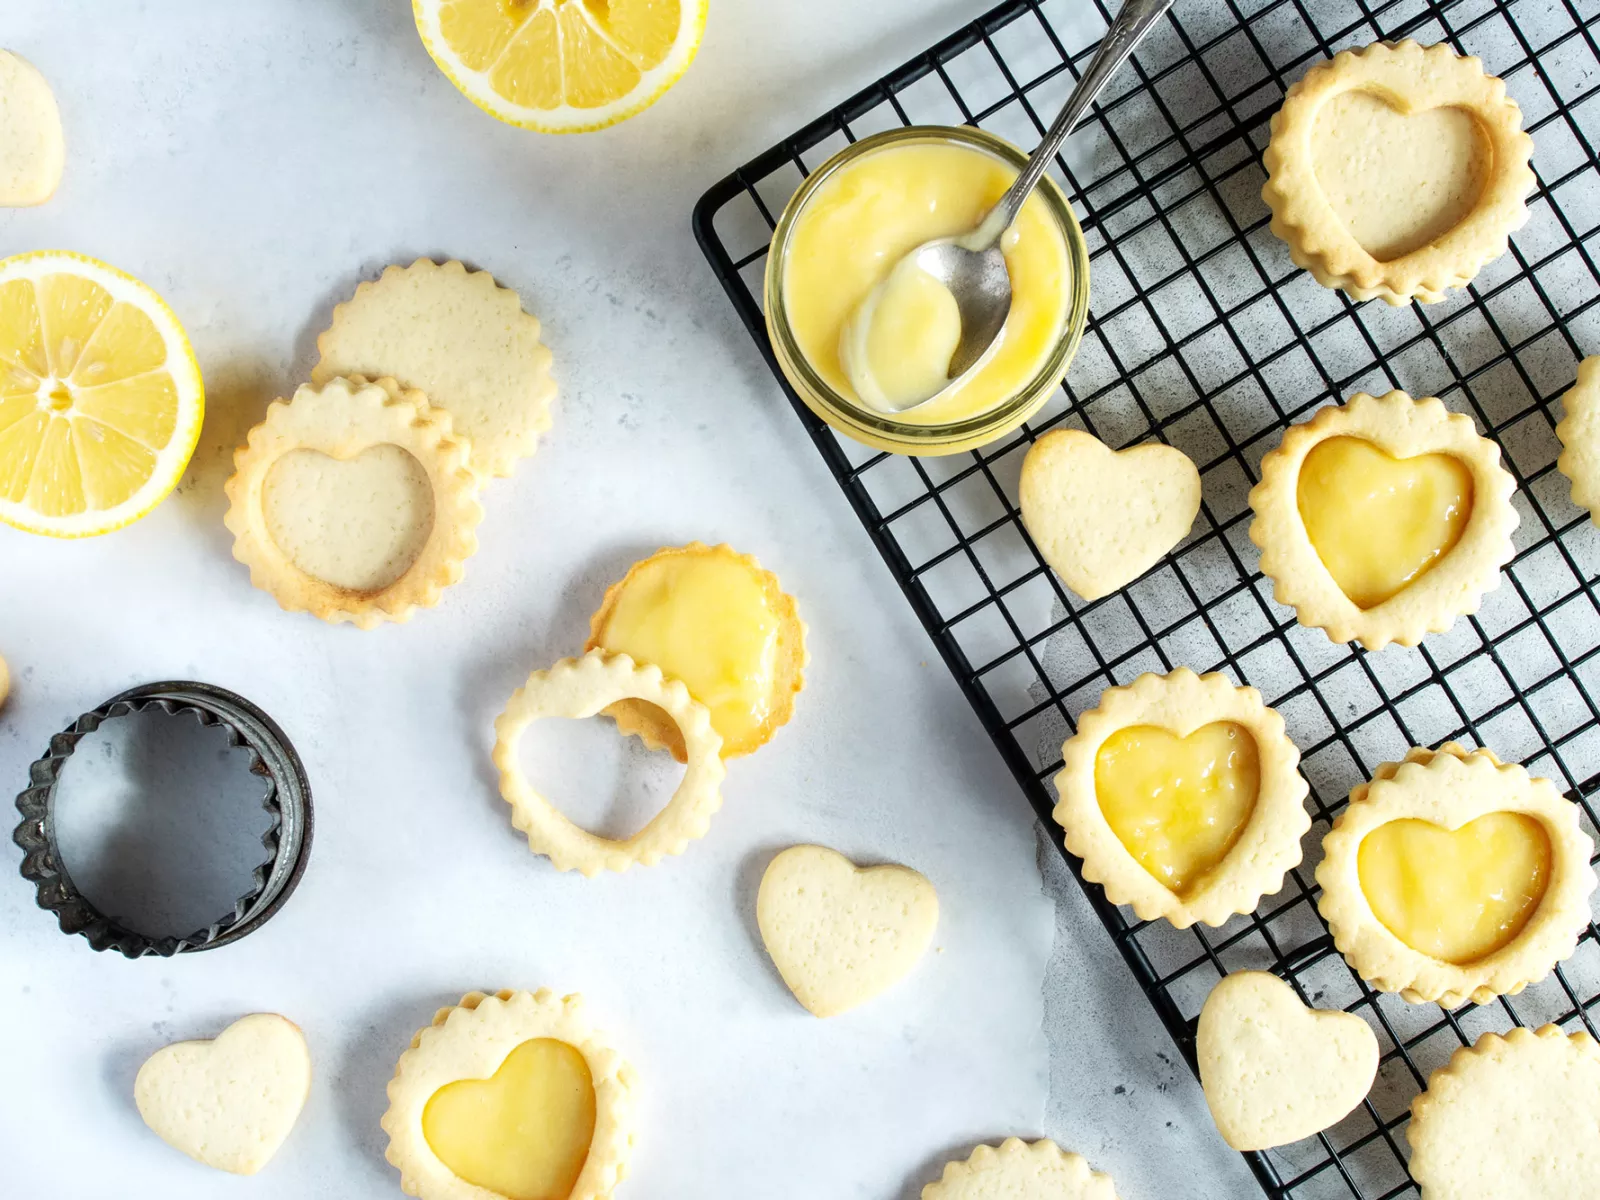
[134,1013,311,1175]
[756,844,938,1017]
[1263,40,1535,304]
[1197,972,1378,1151]
[0,51,64,207]
[1019,429,1200,601]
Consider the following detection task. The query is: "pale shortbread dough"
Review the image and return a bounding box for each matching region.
[1019,428,1201,602]
[1197,971,1378,1151]
[0,51,64,207]
[922,1139,1120,1199]
[756,844,938,1018]
[1555,357,1600,524]
[134,1013,311,1176]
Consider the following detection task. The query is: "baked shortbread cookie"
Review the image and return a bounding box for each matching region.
[224,376,484,628]
[1555,356,1600,523]
[1317,744,1595,1008]
[0,651,9,710]
[313,259,555,478]
[383,989,634,1200]
[134,1013,311,1175]
[1249,391,1517,650]
[756,844,938,1018]
[1263,40,1534,305]
[1019,429,1201,602]
[1197,972,1378,1151]
[1407,1025,1600,1199]
[1054,668,1310,928]
[923,1139,1119,1199]
[0,51,64,206]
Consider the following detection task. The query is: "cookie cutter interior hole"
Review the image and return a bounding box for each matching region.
[50,707,276,939]
[513,712,686,841]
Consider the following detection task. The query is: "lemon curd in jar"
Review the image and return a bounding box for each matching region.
[767,128,1087,454]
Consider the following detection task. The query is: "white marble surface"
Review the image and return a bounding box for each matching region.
[0,1,1253,1196]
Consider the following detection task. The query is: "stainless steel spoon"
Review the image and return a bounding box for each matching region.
[844,0,1179,413]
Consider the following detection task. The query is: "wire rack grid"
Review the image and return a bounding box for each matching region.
[694,0,1600,1196]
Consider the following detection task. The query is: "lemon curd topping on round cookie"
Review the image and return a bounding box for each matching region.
[422,1038,597,1200]
[1092,722,1260,896]
[588,544,805,760]
[1295,436,1475,610]
[1357,812,1552,965]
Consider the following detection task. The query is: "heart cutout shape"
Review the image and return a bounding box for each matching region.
[423,1037,596,1200]
[1359,812,1551,965]
[1093,721,1260,897]
[134,1013,312,1175]
[1020,429,1201,602]
[264,443,436,592]
[756,844,939,1018]
[1198,972,1378,1151]
[1296,436,1474,610]
[1312,91,1491,262]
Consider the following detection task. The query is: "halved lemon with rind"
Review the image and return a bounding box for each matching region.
[414,0,708,133]
[0,252,203,537]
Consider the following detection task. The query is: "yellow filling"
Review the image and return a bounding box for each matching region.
[1312,90,1491,261]
[783,141,1071,426]
[1358,813,1551,964]
[1094,722,1260,895]
[842,256,963,411]
[595,552,780,750]
[423,1037,596,1200]
[1297,437,1474,609]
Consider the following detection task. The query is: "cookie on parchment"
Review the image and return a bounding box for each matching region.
[922,1139,1120,1199]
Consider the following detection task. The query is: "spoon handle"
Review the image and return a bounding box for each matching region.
[962,0,1179,251]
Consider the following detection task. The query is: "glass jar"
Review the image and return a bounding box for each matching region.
[764,125,1091,457]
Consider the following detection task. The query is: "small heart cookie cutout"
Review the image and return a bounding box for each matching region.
[1197,972,1378,1151]
[134,1013,312,1175]
[1020,429,1200,602]
[757,845,938,1018]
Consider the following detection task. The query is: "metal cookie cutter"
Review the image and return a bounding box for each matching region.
[13,681,313,957]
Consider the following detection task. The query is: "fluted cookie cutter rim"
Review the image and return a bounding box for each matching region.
[12,681,314,957]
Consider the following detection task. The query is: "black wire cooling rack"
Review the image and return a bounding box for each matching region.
[694,1,1600,1195]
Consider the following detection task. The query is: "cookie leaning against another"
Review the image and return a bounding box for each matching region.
[134,1013,311,1175]
[1555,356,1600,522]
[1019,429,1201,602]
[313,258,556,479]
[923,1139,1120,1199]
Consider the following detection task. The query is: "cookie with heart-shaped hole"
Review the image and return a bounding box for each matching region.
[1053,668,1310,929]
[1408,1024,1600,1199]
[134,1013,311,1175]
[1249,390,1517,651]
[1556,356,1600,524]
[1263,40,1534,305]
[1317,744,1596,1008]
[922,1138,1121,1199]
[224,376,484,628]
[382,989,635,1200]
[1019,429,1201,602]
[1197,972,1378,1151]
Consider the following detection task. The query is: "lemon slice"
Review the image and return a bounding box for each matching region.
[0,251,204,538]
[414,0,708,133]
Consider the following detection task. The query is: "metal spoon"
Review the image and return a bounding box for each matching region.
[844,0,1179,413]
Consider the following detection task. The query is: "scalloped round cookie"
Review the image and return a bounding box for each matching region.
[313,259,555,478]
[923,1139,1119,1199]
[382,989,635,1200]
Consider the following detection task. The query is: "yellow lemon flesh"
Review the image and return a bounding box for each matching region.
[415,0,707,133]
[1094,722,1261,896]
[1297,436,1473,610]
[423,1037,597,1200]
[1358,813,1551,964]
[0,252,203,538]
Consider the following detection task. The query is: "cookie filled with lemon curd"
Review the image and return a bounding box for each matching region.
[587,543,806,760]
[765,126,1091,457]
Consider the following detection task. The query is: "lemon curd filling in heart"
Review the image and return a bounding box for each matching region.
[1297,437,1474,609]
[594,552,780,749]
[262,445,435,592]
[422,1037,597,1200]
[1312,91,1492,261]
[1094,722,1261,895]
[1358,813,1552,964]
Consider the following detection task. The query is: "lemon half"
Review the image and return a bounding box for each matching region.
[0,251,203,538]
[414,0,708,133]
